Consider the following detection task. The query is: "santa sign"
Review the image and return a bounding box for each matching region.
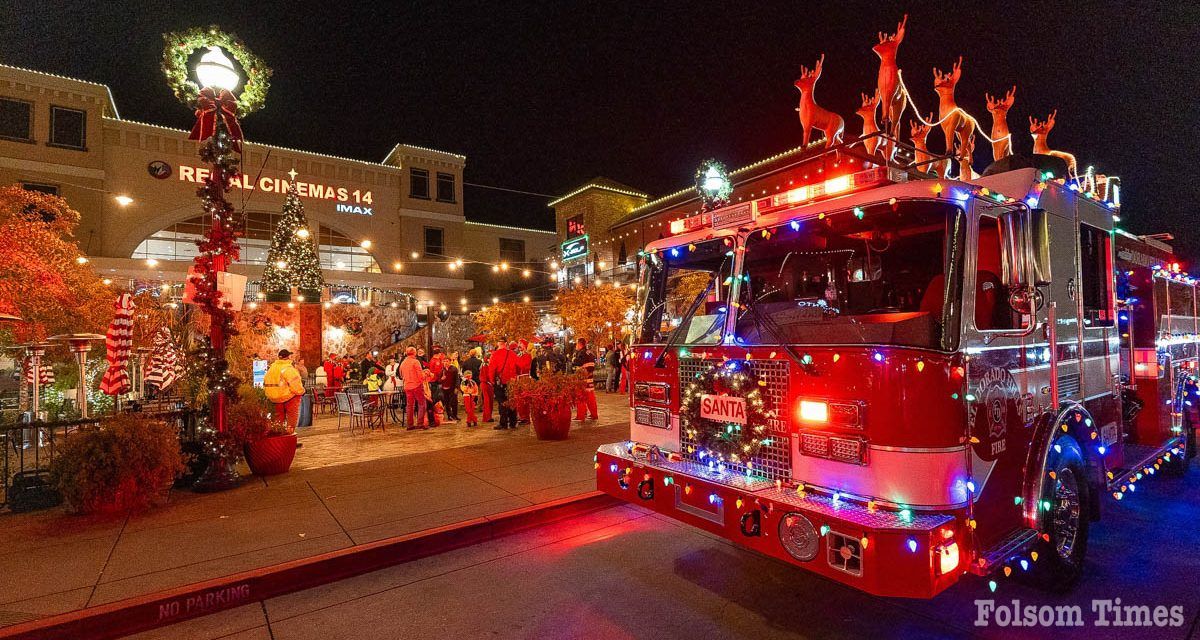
[700,394,747,425]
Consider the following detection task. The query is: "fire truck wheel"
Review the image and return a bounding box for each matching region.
[1030,435,1090,592]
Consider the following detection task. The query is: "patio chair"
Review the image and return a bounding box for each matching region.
[314,385,336,414]
[334,392,353,432]
[387,391,404,426]
[351,392,386,432]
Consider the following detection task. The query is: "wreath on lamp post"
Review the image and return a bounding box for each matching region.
[680,359,773,467]
[162,25,272,115]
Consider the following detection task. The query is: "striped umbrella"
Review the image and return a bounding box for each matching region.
[22,356,54,385]
[146,327,180,392]
[99,293,135,396]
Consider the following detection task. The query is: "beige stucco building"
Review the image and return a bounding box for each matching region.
[0,63,555,312]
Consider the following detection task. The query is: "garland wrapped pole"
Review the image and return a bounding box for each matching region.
[164,26,271,491]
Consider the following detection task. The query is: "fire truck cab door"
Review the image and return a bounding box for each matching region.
[963,204,1054,546]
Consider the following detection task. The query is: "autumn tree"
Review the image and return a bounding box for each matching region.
[473,301,538,342]
[557,284,634,347]
[0,186,111,345]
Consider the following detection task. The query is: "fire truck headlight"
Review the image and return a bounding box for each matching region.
[936,541,960,575]
[798,400,829,424]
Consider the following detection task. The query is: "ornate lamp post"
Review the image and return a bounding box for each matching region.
[163,27,271,491]
[47,333,105,418]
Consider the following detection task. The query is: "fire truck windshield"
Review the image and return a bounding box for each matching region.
[735,200,966,351]
[638,237,734,345]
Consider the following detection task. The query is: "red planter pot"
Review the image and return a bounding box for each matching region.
[244,433,297,476]
[531,404,573,440]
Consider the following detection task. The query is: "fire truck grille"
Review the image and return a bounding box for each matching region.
[679,358,792,481]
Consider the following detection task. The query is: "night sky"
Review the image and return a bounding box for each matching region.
[2,1,1197,254]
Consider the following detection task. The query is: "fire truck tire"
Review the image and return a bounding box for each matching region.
[1029,434,1090,592]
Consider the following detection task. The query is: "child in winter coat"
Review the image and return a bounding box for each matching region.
[460,370,480,427]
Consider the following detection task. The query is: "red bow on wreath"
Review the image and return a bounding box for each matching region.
[188,87,244,152]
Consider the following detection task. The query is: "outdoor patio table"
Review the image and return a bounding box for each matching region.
[361,391,401,424]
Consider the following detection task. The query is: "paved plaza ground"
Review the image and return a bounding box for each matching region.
[131,460,1200,640]
[0,393,629,629]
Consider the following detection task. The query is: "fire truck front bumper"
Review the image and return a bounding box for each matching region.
[596,443,964,599]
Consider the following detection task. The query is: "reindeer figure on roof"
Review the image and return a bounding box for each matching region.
[856,91,882,156]
[957,131,978,180]
[795,54,844,148]
[872,14,908,158]
[985,86,1016,161]
[1030,110,1078,177]
[910,116,950,177]
[933,57,976,159]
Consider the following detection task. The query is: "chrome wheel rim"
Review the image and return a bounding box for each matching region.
[1051,466,1081,560]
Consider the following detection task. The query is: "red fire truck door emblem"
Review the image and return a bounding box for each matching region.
[971,368,1020,460]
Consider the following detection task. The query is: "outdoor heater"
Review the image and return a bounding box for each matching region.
[48,333,105,418]
[18,342,52,421]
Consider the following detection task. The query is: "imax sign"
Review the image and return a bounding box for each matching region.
[335,204,373,216]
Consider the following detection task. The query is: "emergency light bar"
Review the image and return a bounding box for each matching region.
[667,165,895,236]
[756,166,891,216]
[669,213,711,235]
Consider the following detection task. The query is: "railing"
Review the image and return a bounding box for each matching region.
[1,405,202,512]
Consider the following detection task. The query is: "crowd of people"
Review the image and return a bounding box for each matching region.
[298,336,629,431]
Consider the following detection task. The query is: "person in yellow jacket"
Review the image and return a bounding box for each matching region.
[263,349,305,431]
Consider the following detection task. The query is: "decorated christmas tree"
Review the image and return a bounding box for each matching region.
[260,175,324,300]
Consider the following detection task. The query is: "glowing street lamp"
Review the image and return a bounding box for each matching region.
[163,26,269,492]
[195,47,240,92]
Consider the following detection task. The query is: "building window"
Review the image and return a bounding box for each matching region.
[1079,223,1114,327]
[21,182,58,196]
[436,172,456,203]
[409,168,429,199]
[499,238,525,263]
[566,214,585,238]
[49,106,86,149]
[0,98,32,142]
[975,215,1020,331]
[133,211,381,273]
[618,242,628,265]
[424,226,444,257]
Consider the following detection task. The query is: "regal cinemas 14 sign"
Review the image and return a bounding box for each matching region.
[176,165,375,215]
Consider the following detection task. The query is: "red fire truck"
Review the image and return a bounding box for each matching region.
[595,143,1196,598]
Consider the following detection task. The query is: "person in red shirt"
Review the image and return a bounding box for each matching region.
[572,338,598,421]
[515,339,533,424]
[322,352,344,397]
[479,360,494,423]
[400,347,428,429]
[488,340,519,429]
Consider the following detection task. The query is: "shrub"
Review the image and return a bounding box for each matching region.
[505,371,586,414]
[50,415,185,514]
[228,396,287,444]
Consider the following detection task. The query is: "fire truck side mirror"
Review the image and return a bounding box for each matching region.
[1030,209,1052,286]
[999,209,1035,289]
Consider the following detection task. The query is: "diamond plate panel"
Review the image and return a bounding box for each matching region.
[756,487,953,531]
[597,443,777,491]
[678,358,793,480]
